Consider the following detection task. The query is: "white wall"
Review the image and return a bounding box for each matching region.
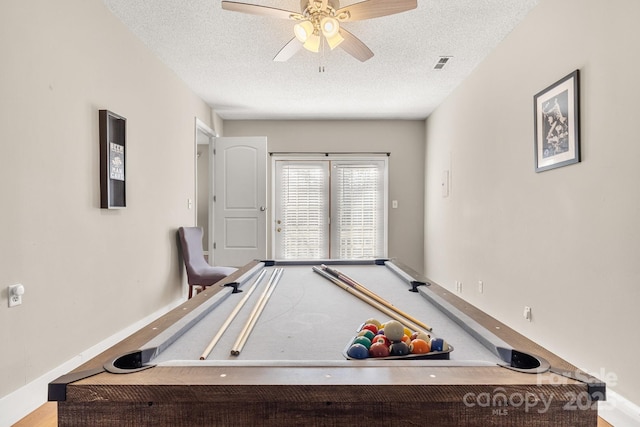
[223,120,426,273]
[425,0,640,410]
[0,0,210,417]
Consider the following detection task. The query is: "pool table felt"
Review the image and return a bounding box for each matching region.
[152,263,498,363]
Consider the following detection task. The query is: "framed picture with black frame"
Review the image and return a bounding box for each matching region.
[533,70,580,172]
[99,109,126,208]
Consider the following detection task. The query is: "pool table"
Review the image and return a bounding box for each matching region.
[49,259,604,426]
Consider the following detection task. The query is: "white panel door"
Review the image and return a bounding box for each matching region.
[213,136,267,266]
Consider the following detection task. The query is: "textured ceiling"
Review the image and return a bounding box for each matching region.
[102,0,539,120]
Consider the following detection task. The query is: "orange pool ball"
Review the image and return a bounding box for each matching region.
[409,338,431,354]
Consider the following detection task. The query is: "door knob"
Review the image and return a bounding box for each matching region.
[260,206,266,211]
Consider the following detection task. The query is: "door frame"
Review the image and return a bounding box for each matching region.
[270,154,390,259]
[194,118,217,258]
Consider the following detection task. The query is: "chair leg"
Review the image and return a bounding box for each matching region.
[188,285,194,299]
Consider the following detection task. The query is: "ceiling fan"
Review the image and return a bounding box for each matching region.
[221,0,417,62]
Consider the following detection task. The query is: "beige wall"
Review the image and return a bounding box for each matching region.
[0,0,209,404]
[425,0,640,408]
[223,120,426,273]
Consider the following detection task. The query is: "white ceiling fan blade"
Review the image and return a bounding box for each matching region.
[338,28,374,62]
[273,38,303,62]
[221,1,303,20]
[336,0,417,22]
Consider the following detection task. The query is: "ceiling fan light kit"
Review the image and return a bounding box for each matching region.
[325,30,344,50]
[304,33,321,52]
[221,0,417,62]
[294,20,314,42]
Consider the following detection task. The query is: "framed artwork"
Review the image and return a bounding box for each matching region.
[99,110,127,208]
[533,70,580,172]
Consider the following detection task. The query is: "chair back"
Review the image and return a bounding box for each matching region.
[178,227,210,281]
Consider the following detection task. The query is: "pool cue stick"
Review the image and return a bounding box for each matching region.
[231,268,283,356]
[199,269,268,360]
[312,266,430,334]
[230,268,283,356]
[320,264,432,331]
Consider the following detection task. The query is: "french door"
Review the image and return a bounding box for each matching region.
[273,157,388,259]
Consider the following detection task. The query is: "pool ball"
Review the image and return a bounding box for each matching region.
[389,341,410,356]
[383,320,405,341]
[364,318,382,329]
[347,343,369,359]
[357,330,375,340]
[400,335,411,344]
[371,335,390,346]
[409,339,431,354]
[369,342,390,358]
[353,336,372,349]
[430,337,447,352]
[361,323,379,335]
[411,331,432,342]
[403,327,413,338]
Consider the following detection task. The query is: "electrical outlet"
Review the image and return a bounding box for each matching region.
[523,306,531,321]
[8,284,24,307]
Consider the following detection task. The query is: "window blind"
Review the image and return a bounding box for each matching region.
[331,161,386,259]
[275,161,329,259]
[274,158,387,260]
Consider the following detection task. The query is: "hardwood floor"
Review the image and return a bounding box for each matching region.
[12,402,56,427]
[13,402,615,426]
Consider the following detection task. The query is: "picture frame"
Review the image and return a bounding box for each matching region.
[533,70,580,172]
[99,109,127,208]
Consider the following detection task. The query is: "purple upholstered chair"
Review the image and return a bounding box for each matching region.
[178,227,237,298]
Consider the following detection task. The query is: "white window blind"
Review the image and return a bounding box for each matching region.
[275,161,329,259]
[331,161,386,259]
[274,157,387,260]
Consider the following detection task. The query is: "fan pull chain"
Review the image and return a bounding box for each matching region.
[318,37,326,73]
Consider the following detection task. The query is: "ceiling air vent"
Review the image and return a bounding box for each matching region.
[433,56,452,70]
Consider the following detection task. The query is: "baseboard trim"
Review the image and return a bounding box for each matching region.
[0,298,182,426]
[599,389,640,426]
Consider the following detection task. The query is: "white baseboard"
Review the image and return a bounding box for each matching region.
[599,389,640,426]
[0,298,182,426]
